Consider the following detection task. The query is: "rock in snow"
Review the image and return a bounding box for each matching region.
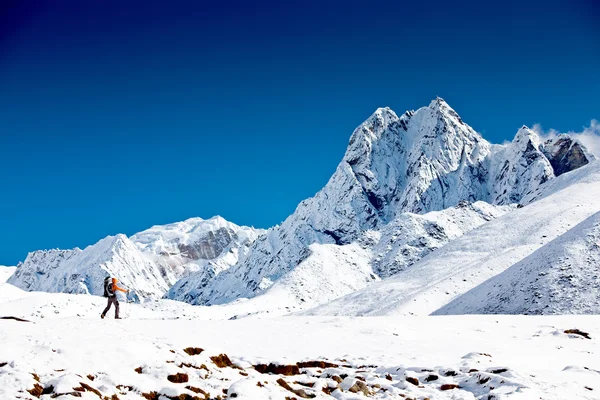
[7,98,595,315]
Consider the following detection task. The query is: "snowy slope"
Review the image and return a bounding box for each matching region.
[372,201,512,278]
[214,202,512,318]
[0,266,25,304]
[176,98,591,307]
[304,160,600,317]
[168,202,511,313]
[0,266,16,283]
[436,211,600,315]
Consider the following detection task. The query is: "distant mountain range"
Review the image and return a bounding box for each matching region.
[7,98,599,316]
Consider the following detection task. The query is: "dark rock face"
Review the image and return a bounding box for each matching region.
[543,136,593,176]
[178,228,237,260]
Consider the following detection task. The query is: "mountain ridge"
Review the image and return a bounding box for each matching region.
[6,97,596,315]
[169,98,594,309]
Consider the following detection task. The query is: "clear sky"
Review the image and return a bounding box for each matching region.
[1,0,599,265]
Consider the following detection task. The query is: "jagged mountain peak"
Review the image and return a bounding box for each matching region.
[346,98,478,163]
[90,234,136,256]
[346,107,400,146]
[428,96,451,112]
[512,125,542,150]
[425,96,468,127]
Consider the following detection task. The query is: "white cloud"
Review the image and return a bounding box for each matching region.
[532,120,600,157]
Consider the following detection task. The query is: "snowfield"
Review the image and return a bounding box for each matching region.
[2,284,599,399]
[1,282,600,399]
[1,302,599,399]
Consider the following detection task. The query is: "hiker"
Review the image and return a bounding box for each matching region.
[101,277,129,319]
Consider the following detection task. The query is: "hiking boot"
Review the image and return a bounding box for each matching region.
[100,313,105,319]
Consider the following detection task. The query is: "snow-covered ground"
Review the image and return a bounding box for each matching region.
[1,283,599,399]
[1,299,599,400]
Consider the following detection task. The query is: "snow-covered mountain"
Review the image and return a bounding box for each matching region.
[132,216,264,279]
[303,160,600,317]
[8,235,171,300]
[9,97,595,314]
[173,98,593,308]
[8,217,263,300]
[169,202,512,318]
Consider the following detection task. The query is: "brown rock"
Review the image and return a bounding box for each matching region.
[27,383,44,398]
[0,316,31,322]
[440,384,460,391]
[183,347,204,356]
[478,376,491,385]
[179,362,209,371]
[406,376,419,386]
[564,329,592,339]
[254,363,300,376]
[73,382,102,397]
[294,381,315,388]
[297,361,339,369]
[277,378,316,399]
[186,386,207,395]
[490,368,508,374]
[165,395,206,400]
[210,354,235,368]
[167,373,189,383]
[348,380,371,396]
[321,386,335,395]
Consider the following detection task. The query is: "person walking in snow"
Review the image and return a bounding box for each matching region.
[101,277,129,319]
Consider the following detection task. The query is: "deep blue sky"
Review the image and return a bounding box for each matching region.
[1,0,599,265]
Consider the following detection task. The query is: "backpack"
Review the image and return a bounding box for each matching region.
[103,276,114,297]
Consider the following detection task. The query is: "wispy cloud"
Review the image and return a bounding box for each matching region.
[532,120,600,157]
